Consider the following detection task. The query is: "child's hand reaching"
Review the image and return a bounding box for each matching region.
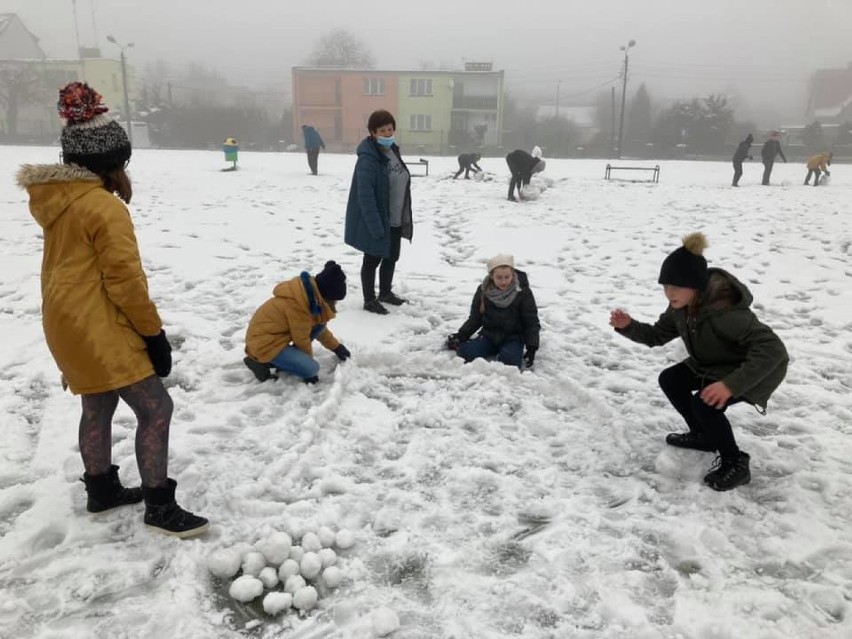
[700,381,732,409]
[609,309,632,330]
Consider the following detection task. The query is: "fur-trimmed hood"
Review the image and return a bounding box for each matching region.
[698,268,752,315]
[16,163,104,230]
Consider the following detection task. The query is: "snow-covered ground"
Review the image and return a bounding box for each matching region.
[1,146,850,638]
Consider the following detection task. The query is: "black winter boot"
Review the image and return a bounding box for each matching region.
[707,452,751,491]
[665,431,716,452]
[244,356,276,382]
[143,478,209,539]
[82,465,143,513]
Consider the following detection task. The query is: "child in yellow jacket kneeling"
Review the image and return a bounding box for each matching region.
[244,261,350,383]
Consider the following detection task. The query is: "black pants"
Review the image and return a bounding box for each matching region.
[804,168,821,186]
[658,362,742,460]
[361,226,402,302]
[732,160,743,186]
[508,173,529,200]
[453,162,480,179]
[761,160,774,185]
[79,375,173,487]
[307,148,319,175]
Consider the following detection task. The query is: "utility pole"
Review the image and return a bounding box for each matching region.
[107,35,134,146]
[611,86,616,159]
[616,39,636,159]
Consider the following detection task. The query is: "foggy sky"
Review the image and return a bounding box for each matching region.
[4,0,851,124]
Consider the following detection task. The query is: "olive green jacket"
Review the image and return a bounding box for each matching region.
[617,268,788,411]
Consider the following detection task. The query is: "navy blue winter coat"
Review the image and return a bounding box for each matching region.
[344,137,413,258]
[302,126,325,150]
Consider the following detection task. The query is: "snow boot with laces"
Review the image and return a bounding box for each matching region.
[82,464,143,513]
[706,452,751,491]
[143,478,209,539]
[665,431,716,452]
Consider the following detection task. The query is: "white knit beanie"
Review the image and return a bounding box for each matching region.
[486,254,514,273]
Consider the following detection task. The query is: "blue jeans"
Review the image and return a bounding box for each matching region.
[457,335,524,369]
[269,325,326,380]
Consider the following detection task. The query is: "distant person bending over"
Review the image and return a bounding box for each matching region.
[804,151,832,186]
[453,152,482,179]
[505,149,545,201]
[302,124,325,175]
[731,133,753,187]
[760,131,787,186]
[445,254,540,370]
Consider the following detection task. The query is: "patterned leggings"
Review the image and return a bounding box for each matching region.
[79,375,173,487]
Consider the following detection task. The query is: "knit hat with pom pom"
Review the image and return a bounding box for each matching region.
[58,82,131,173]
[658,232,708,290]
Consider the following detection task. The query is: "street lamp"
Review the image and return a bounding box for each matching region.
[106,34,134,146]
[616,39,636,159]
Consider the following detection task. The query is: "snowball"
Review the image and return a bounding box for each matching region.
[277,558,301,582]
[531,145,542,158]
[289,545,305,562]
[229,575,264,603]
[301,532,322,552]
[293,585,318,611]
[208,548,243,579]
[372,607,400,636]
[241,551,267,577]
[256,532,292,565]
[300,552,322,580]
[322,566,343,589]
[521,184,541,201]
[318,548,337,567]
[258,566,279,589]
[473,171,484,182]
[262,591,292,616]
[317,526,336,548]
[284,574,306,593]
[335,530,356,550]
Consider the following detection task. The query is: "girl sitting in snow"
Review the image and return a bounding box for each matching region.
[609,232,788,492]
[244,261,351,383]
[446,255,541,369]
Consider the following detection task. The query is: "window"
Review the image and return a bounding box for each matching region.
[409,78,432,96]
[409,114,432,131]
[363,78,384,96]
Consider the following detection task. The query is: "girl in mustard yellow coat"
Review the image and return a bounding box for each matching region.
[17,83,207,538]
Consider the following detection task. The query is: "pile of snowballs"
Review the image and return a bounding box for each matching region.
[208,525,356,616]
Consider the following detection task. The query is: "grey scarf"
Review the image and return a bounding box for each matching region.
[482,276,521,308]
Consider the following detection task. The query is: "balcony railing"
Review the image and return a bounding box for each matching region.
[452,95,499,110]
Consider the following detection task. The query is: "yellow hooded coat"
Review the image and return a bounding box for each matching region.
[245,274,341,364]
[17,164,162,394]
[806,152,832,171]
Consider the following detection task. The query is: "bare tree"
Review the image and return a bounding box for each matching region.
[0,63,47,139]
[306,29,374,69]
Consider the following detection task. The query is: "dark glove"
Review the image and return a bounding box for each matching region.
[523,347,537,368]
[446,333,464,351]
[143,330,172,377]
[334,344,351,361]
[825,170,830,177]
[747,155,753,160]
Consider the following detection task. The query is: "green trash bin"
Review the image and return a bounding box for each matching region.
[223,137,238,170]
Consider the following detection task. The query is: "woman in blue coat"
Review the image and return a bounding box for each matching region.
[344,110,414,315]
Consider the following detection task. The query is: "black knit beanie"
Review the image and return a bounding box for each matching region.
[315,261,347,301]
[58,82,131,173]
[658,233,708,289]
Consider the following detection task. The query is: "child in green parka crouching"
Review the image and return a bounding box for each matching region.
[609,232,788,491]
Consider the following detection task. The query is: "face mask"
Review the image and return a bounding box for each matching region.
[375,135,395,148]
